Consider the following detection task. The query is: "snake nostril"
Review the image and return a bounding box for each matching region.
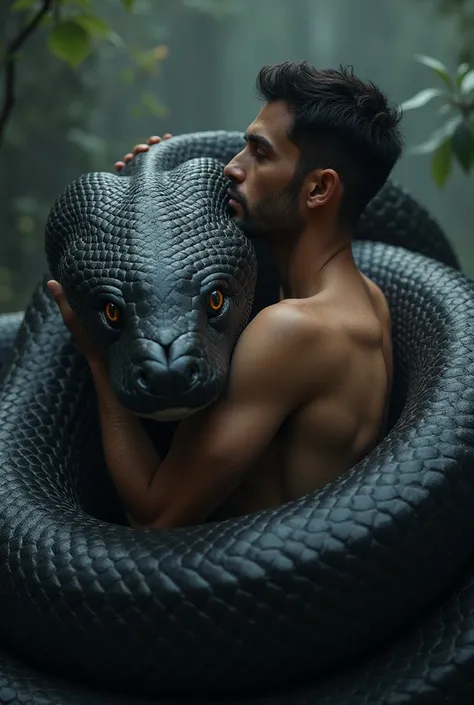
[136,366,150,392]
[134,358,198,396]
[188,362,199,385]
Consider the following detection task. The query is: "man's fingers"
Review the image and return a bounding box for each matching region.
[47,281,81,338]
[115,133,173,169]
[47,281,105,369]
[47,279,65,307]
[146,134,172,145]
[132,143,150,156]
[47,280,74,324]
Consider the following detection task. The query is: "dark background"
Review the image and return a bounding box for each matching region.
[1,0,472,313]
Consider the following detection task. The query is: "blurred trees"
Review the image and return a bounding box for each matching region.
[1,0,474,315]
[0,0,235,313]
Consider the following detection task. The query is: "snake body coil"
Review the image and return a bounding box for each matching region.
[0,131,473,705]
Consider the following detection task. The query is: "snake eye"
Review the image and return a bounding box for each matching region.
[208,290,225,314]
[104,302,121,326]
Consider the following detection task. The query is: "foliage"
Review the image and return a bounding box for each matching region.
[418,0,474,63]
[0,0,151,147]
[401,54,474,186]
[0,0,234,312]
[15,0,136,67]
[2,0,235,146]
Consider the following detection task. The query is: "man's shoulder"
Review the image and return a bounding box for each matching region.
[235,298,347,373]
[249,298,344,343]
[227,299,347,405]
[244,300,323,346]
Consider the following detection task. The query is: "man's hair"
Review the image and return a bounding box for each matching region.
[256,61,403,225]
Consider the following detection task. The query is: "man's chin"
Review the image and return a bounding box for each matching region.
[227,206,263,237]
[228,209,246,229]
[237,216,263,235]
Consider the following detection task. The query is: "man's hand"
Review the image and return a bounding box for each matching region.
[47,280,105,375]
[45,284,326,529]
[114,133,173,172]
[47,278,156,510]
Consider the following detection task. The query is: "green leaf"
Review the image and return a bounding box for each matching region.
[410,115,462,154]
[74,14,110,39]
[48,20,91,67]
[121,0,136,10]
[415,54,454,90]
[451,119,474,172]
[456,62,470,86]
[62,0,93,7]
[10,0,38,11]
[431,138,452,186]
[400,88,444,111]
[438,103,453,115]
[411,133,446,155]
[460,69,474,94]
[107,31,126,50]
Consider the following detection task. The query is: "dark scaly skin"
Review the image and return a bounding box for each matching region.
[0,132,473,705]
[45,135,257,419]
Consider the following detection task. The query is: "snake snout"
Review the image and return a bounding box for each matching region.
[112,337,211,418]
[133,356,199,396]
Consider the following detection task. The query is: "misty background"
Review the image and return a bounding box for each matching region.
[0,0,472,314]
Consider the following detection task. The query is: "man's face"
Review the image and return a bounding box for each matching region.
[223,101,306,238]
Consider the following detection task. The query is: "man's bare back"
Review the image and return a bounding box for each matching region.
[210,270,392,520]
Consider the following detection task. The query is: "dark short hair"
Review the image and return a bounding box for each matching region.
[256,61,403,225]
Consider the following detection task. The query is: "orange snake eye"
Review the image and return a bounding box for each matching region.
[105,302,121,325]
[208,290,224,313]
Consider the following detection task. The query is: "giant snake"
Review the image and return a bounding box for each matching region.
[0,131,473,704]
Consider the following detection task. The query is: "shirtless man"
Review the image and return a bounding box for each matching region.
[48,61,402,528]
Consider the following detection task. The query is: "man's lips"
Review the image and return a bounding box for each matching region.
[227,189,243,206]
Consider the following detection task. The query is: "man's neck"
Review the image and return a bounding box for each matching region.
[271,222,355,300]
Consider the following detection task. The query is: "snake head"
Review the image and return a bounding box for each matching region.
[45,155,257,420]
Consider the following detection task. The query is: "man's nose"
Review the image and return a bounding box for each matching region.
[224,158,245,183]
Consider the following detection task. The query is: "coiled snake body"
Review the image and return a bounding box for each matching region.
[0,131,474,705]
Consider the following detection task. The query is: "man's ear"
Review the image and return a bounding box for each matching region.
[306,169,340,209]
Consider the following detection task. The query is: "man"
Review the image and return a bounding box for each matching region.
[48,61,402,529]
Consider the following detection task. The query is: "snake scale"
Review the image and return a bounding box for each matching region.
[0,131,473,705]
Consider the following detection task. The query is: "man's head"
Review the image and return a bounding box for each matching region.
[224,61,403,239]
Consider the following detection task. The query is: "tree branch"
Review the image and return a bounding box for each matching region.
[0,0,53,150]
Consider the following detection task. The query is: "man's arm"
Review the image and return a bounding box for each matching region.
[95,305,320,529]
[48,281,320,529]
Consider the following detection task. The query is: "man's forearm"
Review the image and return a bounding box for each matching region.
[90,364,162,523]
